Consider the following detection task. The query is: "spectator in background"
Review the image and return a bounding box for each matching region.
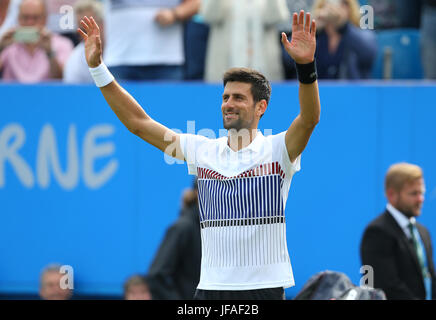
[200,0,290,82]
[39,264,73,300]
[63,0,103,83]
[0,0,74,83]
[360,163,436,300]
[124,274,153,300]
[147,180,201,299]
[421,0,436,79]
[104,0,200,81]
[367,0,422,30]
[46,0,81,46]
[0,0,20,39]
[312,0,377,79]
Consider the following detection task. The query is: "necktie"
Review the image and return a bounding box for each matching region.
[408,222,432,300]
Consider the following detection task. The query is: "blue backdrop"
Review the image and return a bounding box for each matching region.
[1,81,435,298]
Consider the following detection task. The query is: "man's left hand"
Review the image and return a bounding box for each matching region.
[281,10,317,64]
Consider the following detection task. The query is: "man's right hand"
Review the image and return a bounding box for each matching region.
[77,16,102,68]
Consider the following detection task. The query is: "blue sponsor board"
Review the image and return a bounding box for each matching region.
[0,82,435,297]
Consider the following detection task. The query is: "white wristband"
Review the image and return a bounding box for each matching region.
[89,62,114,87]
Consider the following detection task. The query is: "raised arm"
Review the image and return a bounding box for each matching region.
[78,16,183,160]
[281,11,321,163]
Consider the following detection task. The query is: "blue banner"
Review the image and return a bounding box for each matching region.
[1,82,435,297]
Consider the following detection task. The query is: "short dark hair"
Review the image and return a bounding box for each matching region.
[223,68,271,105]
[123,274,149,294]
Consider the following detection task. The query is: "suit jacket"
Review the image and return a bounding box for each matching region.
[360,210,436,299]
[147,204,201,300]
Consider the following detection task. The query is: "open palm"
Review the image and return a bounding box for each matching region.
[281,11,317,64]
[77,16,102,68]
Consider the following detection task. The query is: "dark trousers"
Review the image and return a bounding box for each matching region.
[194,287,285,300]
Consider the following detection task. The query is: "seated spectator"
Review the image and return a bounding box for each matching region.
[104,0,200,81]
[0,0,74,83]
[0,0,20,39]
[421,0,436,79]
[200,0,290,82]
[312,0,377,79]
[63,0,103,83]
[123,274,153,300]
[39,264,73,300]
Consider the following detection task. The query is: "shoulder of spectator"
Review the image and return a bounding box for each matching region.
[344,23,377,55]
[50,33,74,65]
[51,33,74,50]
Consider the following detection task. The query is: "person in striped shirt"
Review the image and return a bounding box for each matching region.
[79,9,320,299]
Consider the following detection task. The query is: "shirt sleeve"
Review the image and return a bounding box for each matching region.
[179,133,209,176]
[275,131,301,176]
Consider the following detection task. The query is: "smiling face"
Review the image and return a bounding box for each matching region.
[221,81,265,131]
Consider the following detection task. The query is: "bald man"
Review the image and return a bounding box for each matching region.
[0,0,73,82]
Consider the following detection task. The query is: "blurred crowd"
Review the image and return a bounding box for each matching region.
[0,0,435,84]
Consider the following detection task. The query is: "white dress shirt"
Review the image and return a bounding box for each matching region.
[386,203,416,239]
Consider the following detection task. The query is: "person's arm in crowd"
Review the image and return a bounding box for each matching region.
[281,11,321,163]
[39,28,62,79]
[155,0,200,27]
[200,0,228,24]
[0,28,15,71]
[78,17,184,160]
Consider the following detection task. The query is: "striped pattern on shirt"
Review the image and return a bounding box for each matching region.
[197,162,290,270]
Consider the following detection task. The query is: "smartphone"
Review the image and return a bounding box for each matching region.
[13,27,40,44]
[326,0,341,4]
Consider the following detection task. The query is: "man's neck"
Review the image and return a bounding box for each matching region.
[227,128,258,152]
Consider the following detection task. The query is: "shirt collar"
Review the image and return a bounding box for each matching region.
[386,203,416,231]
[219,130,264,155]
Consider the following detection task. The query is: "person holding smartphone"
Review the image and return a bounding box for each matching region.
[0,0,73,83]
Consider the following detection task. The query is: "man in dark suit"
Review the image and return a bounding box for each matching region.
[360,162,436,300]
[147,180,201,299]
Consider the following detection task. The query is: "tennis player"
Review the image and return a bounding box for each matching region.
[78,10,320,300]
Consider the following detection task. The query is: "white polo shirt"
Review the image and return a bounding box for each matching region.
[179,131,301,290]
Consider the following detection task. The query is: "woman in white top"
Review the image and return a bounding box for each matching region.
[201,0,290,82]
